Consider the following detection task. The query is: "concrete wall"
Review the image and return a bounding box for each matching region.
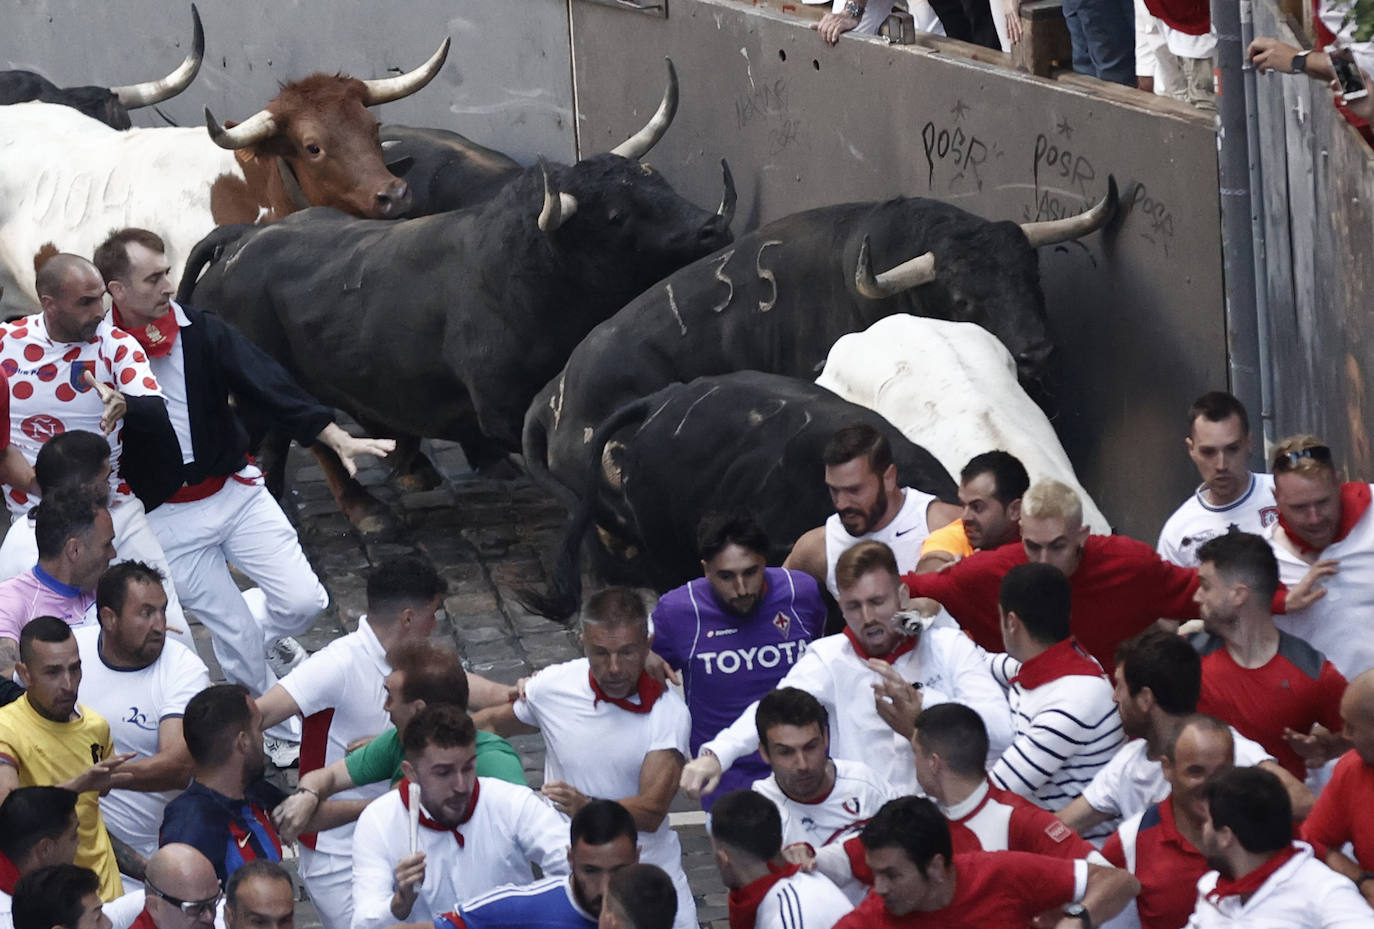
[570,0,1227,539]
[0,0,576,163]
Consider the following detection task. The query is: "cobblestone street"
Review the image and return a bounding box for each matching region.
[230,439,728,928]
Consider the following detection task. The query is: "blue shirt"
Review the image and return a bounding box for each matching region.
[436,876,596,929]
[159,778,287,882]
[651,567,825,797]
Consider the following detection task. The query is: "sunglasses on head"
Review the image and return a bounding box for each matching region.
[1273,444,1333,472]
[146,881,222,918]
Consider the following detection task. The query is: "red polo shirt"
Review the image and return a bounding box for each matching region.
[1102,798,1207,929]
[1192,631,1346,778]
[833,850,1079,929]
[903,535,1206,670]
[1302,749,1374,869]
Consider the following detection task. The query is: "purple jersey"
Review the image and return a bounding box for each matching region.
[652,566,825,792]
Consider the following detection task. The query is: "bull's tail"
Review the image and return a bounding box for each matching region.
[174,224,256,304]
[517,395,654,624]
[520,402,581,516]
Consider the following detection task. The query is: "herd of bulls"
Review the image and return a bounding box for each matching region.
[0,12,1119,611]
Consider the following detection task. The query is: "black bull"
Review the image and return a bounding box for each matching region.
[523,178,1117,512]
[520,371,958,622]
[178,154,735,527]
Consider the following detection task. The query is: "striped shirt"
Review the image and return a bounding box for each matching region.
[753,870,853,929]
[988,642,1123,836]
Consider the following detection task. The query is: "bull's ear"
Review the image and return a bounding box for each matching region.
[385,155,416,177]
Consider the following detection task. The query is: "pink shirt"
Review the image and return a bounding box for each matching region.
[0,566,95,641]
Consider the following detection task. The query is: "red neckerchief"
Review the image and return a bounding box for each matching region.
[397,776,480,848]
[589,669,663,714]
[728,861,801,929]
[0,850,20,895]
[1278,482,1372,555]
[112,304,179,358]
[127,910,158,929]
[1206,845,1300,904]
[842,627,918,664]
[1010,638,1103,689]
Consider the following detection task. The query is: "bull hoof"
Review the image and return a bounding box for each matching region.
[394,464,443,493]
[340,498,402,539]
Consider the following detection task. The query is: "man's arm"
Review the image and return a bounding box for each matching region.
[1056,795,1116,835]
[472,702,538,738]
[1070,863,1140,928]
[1248,37,1337,80]
[782,527,828,590]
[115,717,194,792]
[272,757,359,840]
[0,636,17,682]
[620,748,683,833]
[0,446,36,496]
[902,549,1010,648]
[0,758,18,805]
[255,684,303,732]
[467,674,517,710]
[108,832,147,882]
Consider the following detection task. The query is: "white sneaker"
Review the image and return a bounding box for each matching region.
[267,636,309,677]
[264,734,300,768]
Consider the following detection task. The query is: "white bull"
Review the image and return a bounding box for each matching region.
[816,314,1112,533]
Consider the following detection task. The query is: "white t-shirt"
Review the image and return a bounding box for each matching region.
[755,869,854,929]
[1185,843,1374,928]
[514,658,691,875]
[1080,730,1275,824]
[824,487,937,596]
[350,778,569,929]
[73,623,210,857]
[1157,473,1278,567]
[753,758,896,849]
[278,617,391,856]
[145,303,194,464]
[0,314,162,515]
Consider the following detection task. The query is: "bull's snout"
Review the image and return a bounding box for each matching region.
[697,215,733,250]
[1015,342,1055,383]
[375,178,412,218]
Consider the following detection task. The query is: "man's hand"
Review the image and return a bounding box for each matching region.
[64,752,135,794]
[1004,0,1024,44]
[272,790,321,844]
[391,851,426,918]
[317,423,396,478]
[1282,723,1347,768]
[83,371,126,435]
[1287,559,1340,611]
[869,659,923,740]
[782,843,818,871]
[1248,37,1302,74]
[680,752,724,798]
[644,650,681,688]
[1340,70,1374,120]
[541,780,591,817]
[812,12,860,45]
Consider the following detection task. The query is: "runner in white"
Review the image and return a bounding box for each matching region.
[0,256,188,640]
[782,424,961,597]
[749,688,895,852]
[350,706,568,929]
[683,541,1011,797]
[1157,393,1277,568]
[73,562,209,872]
[710,789,852,929]
[477,587,695,929]
[255,556,447,929]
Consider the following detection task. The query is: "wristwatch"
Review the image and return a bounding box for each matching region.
[844,0,865,18]
[1063,903,1093,929]
[1291,51,1310,74]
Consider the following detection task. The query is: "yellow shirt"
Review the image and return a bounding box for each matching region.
[919,519,975,559]
[0,695,122,900]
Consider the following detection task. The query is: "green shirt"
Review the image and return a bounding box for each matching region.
[344,726,527,787]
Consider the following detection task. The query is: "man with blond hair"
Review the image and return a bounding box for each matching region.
[903,480,1325,671]
[1264,435,1374,679]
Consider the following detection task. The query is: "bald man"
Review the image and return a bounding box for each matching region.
[0,254,190,651]
[138,844,222,929]
[1301,670,1374,904]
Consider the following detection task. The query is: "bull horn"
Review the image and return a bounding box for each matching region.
[1019,174,1119,248]
[205,105,278,150]
[854,236,937,299]
[360,38,450,107]
[716,159,737,226]
[537,161,579,234]
[111,4,205,108]
[609,58,679,160]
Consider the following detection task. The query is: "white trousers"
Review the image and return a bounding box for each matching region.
[298,847,353,929]
[0,494,191,641]
[146,470,327,738]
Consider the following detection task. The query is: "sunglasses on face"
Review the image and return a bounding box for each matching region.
[146,881,222,918]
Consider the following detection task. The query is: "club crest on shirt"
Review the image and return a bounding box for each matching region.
[20,414,65,442]
[1259,506,1279,528]
[1044,819,1073,843]
[772,611,791,637]
[70,360,96,392]
[842,797,861,816]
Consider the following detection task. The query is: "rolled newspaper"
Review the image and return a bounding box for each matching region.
[408,782,421,855]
